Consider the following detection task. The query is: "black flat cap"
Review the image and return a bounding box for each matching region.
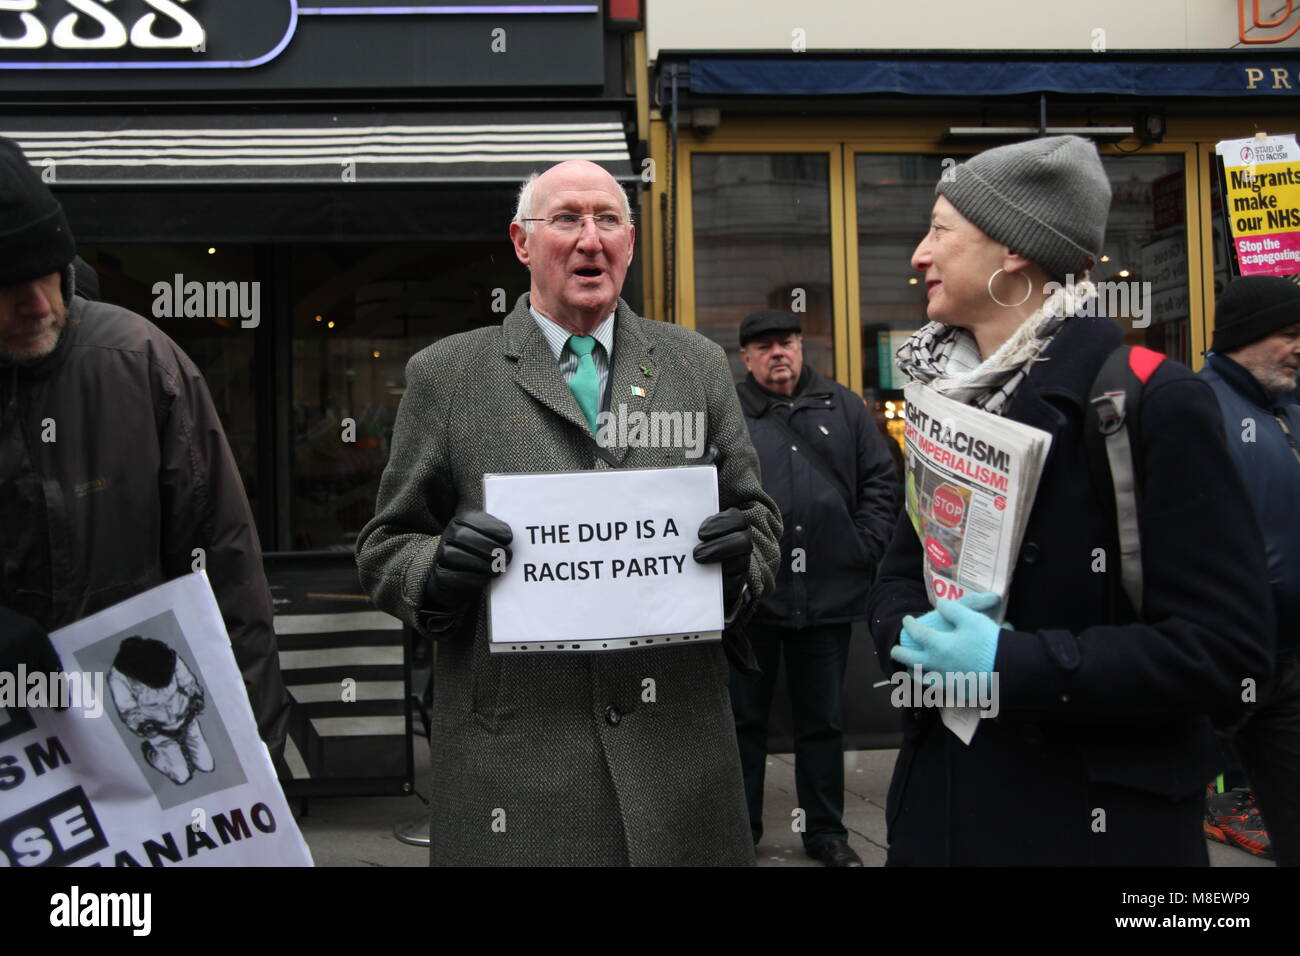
[739,310,802,348]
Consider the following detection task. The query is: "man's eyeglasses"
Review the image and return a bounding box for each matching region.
[519,213,632,233]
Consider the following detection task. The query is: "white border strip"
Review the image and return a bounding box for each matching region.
[489,630,723,654]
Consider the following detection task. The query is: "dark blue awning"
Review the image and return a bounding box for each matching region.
[682,56,1300,98]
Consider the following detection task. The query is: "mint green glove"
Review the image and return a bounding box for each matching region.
[897,590,1003,651]
[892,599,1002,681]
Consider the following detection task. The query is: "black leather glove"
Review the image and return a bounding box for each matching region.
[693,507,752,611]
[421,511,514,630]
[0,607,63,675]
[693,509,761,675]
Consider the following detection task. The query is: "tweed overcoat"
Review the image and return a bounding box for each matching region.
[356,295,781,866]
[867,315,1275,866]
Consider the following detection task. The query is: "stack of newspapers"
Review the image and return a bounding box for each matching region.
[902,383,1053,619]
[899,383,1054,744]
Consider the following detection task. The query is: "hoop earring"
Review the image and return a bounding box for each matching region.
[987,268,1033,308]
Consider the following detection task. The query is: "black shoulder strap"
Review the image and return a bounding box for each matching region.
[1085,345,1165,618]
[739,380,854,512]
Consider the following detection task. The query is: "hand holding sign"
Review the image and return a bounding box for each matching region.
[692,508,753,612]
[421,511,514,632]
[0,607,63,676]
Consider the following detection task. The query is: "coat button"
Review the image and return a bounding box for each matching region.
[605,705,621,726]
[1022,541,1040,565]
[795,525,803,533]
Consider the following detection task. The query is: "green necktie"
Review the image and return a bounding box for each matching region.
[566,334,600,432]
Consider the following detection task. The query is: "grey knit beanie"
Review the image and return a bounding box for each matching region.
[937,135,1111,281]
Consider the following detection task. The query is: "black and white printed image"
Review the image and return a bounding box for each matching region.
[76,611,247,811]
[108,636,213,786]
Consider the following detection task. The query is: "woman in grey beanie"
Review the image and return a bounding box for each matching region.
[895,135,1112,411]
[867,136,1275,865]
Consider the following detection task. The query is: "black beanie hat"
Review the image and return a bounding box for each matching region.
[0,136,76,287]
[1213,276,1300,354]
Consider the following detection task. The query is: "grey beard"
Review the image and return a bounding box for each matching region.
[1255,367,1299,397]
[0,323,65,365]
[1265,375,1299,398]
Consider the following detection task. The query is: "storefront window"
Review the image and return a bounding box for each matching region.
[855,155,942,416]
[691,153,834,380]
[1098,154,1188,365]
[78,243,262,518]
[289,242,524,550]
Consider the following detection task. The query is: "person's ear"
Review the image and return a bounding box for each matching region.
[1001,249,1033,274]
[509,221,531,267]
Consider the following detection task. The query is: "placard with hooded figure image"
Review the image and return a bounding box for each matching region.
[0,573,311,867]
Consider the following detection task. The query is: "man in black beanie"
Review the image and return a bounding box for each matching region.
[1198,275,1300,866]
[0,136,291,765]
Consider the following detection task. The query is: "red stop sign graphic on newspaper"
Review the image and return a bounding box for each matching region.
[931,483,966,528]
[924,537,953,569]
[994,495,1006,511]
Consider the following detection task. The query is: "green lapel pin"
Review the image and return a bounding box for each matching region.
[639,364,653,379]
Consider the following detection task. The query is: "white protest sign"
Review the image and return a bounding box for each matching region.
[0,573,312,867]
[484,465,724,652]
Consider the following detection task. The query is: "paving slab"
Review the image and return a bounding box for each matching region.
[296,744,1275,868]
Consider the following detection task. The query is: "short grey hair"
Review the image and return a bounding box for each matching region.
[513,172,541,232]
[512,168,634,233]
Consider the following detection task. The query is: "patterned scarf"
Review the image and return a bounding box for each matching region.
[895,280,1096,416]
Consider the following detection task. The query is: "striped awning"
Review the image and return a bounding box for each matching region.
[3,111,633,186]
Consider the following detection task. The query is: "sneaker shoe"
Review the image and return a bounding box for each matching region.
[1204,784,1232,844]
[1207,788,1273,860]
[1225,793,1273,859]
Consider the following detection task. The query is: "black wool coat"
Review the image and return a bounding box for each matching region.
[737,367,898,628]
[866,315,1275,866]
[1198,352,1300,658]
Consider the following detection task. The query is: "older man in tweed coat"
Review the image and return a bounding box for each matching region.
[357,161,781,865]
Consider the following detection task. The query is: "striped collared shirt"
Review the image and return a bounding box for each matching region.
[530,305,615,406]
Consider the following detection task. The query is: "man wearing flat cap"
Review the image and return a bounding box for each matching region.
[0,136,290,762]
[731,309,898,866]
[1199,275,1300,866]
